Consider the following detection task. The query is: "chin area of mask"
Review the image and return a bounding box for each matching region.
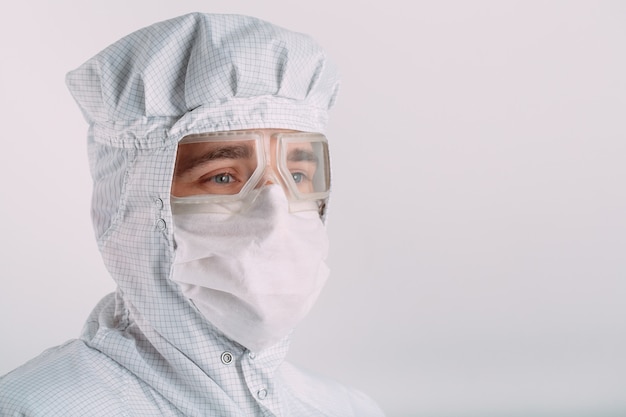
[170,185,330,352]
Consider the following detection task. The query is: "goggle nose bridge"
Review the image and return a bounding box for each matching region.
[249,134,288,191]
[256,167,283,188]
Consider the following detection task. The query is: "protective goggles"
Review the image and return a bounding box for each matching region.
[171,130,330,215]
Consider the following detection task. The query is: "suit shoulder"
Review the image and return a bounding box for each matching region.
[0,339,129,416]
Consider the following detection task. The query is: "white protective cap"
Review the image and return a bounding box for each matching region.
[66,13,341,148]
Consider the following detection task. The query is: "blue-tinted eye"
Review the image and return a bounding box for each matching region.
[291,172,304,183]
[214,173,232,184]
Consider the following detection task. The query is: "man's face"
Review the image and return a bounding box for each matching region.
[171,129,328,203]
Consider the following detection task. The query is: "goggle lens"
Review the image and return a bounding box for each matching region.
[171,131,330,214]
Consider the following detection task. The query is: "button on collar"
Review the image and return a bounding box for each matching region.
[257,388,268,400]
[155,218,167,231]
[220,351,233,365]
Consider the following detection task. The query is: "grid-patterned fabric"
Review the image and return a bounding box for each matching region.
[0,13,384,416]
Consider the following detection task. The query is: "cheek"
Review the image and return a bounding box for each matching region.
[170,177,189,197]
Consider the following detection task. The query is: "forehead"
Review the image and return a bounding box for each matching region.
[178,129,297,147]
[180,128,298,142]
[176,129,304,154]
[174,129,321,171]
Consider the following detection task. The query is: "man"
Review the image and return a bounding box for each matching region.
[0,12,385,416]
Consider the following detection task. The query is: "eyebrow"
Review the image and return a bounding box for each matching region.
[288,148,318,163]
[176,144,254,176]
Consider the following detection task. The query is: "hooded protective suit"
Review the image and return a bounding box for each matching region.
[0,13,385,417]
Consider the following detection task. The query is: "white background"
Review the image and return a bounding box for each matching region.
[1,1,625,416]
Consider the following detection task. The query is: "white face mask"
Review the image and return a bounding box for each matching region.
[171,186,330,352]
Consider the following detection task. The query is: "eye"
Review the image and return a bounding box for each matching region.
[291,172,305,183]
[212,173,233,184]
